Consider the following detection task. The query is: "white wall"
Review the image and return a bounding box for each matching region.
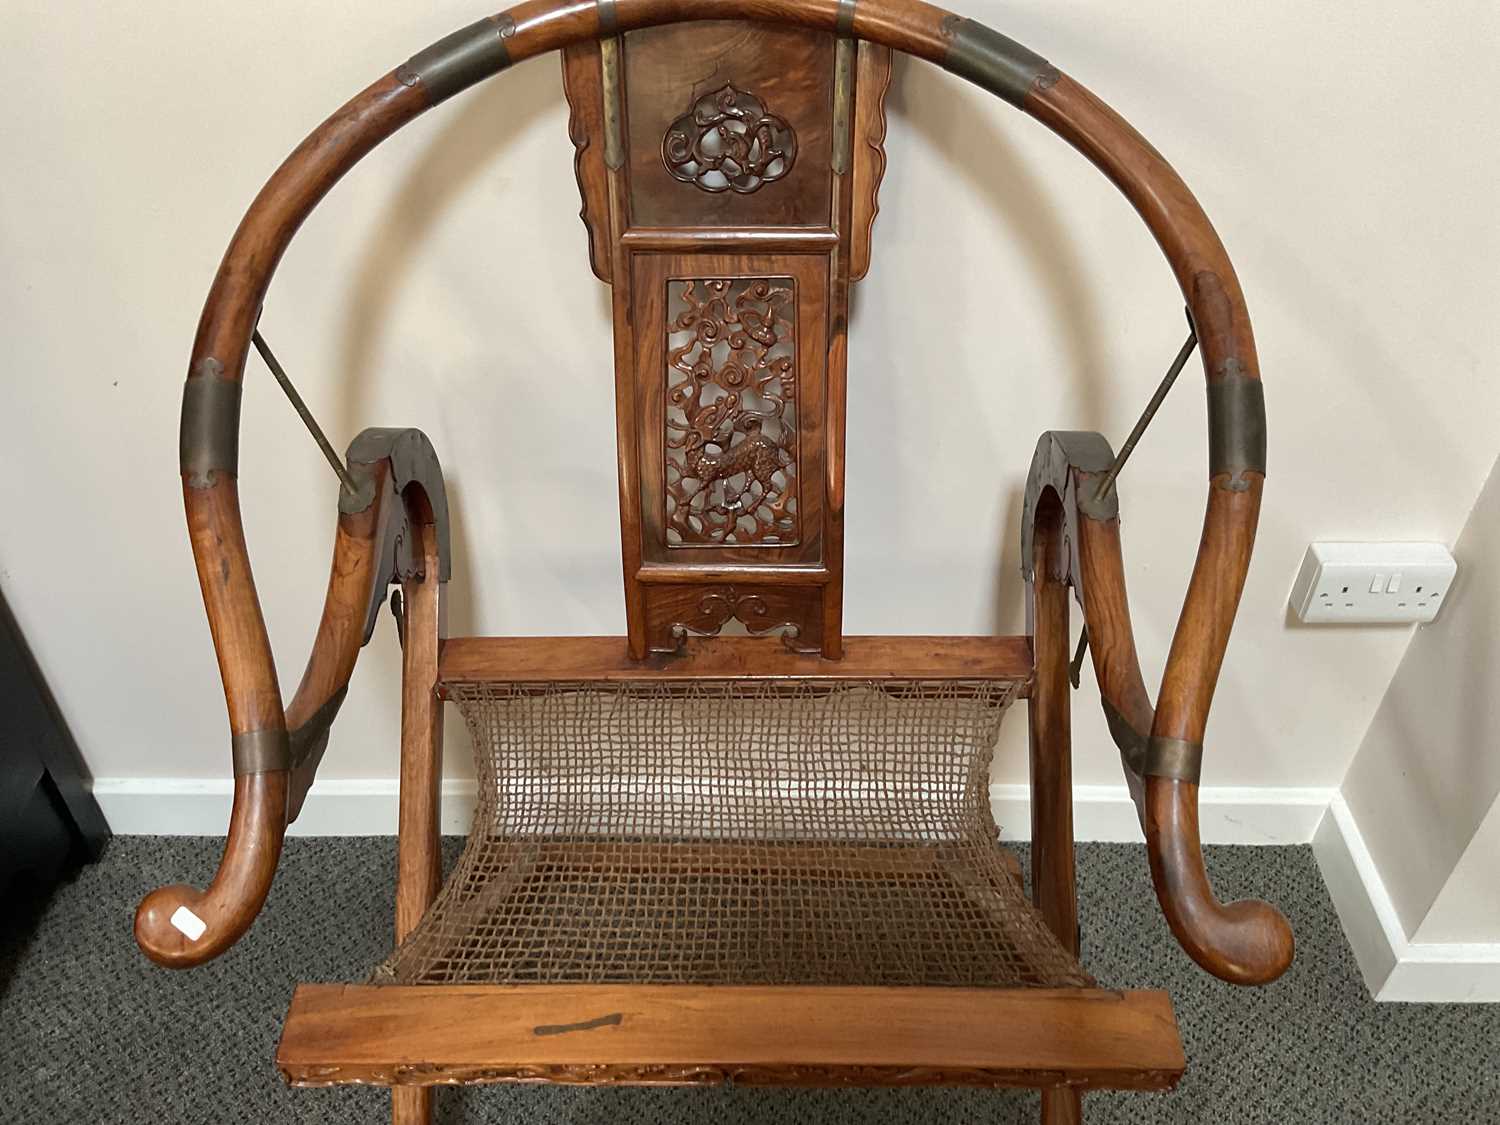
[1339,454,1500,941]
[1317,454,1500,999]
[1418,800,1500,946]
[3,2,1498,820]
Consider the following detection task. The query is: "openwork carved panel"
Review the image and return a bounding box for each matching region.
[623,23,833,227]
[662,84,797,194]
[665,278,798,547]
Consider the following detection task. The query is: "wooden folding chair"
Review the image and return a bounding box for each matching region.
[135,4,1292,1122]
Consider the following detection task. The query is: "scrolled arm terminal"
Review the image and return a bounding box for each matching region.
[136,426,449,969]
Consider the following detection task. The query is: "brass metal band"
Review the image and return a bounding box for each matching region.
[179,362,242,489]
[831,37,855,174]
[836,0,857,37]
[1143,735,1203,784]
[1207,374,1266,490]
[939,17,1059,109]
[397,15,515,106]
[597,0,618,37]
[231,728,292,776]
[1101,697,1148,778]
[831,0,858,177]
[599,35,625,170]
[231,689,346,777]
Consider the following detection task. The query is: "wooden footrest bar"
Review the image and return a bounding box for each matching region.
[277,984,1184,1090]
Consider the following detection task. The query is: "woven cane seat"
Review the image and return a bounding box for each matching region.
[379,679,1091,990]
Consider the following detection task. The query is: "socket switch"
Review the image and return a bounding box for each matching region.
[1289,542,1455,624]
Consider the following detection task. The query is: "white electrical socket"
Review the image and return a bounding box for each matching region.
[1289,542,1455,624]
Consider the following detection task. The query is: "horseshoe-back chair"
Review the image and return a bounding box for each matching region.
[136,2,1291,1121]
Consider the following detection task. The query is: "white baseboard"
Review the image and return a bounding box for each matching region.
[92,777,1331,845]
[990,783,1331,845]
[1312,795,1500,1003]
[92,778,482,837]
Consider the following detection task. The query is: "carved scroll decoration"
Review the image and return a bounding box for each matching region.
[670,586,801,645]
[665,278,798,547]
[662,84,797,194]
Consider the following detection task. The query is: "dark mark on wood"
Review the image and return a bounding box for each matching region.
[533,1012,624,1036]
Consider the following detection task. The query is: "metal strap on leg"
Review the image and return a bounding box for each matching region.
[231,729,291,776]
[1144,735,1203,784]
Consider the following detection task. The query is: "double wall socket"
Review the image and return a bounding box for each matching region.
[1289,542,1456,624]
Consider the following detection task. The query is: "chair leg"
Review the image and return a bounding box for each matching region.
[1029,499,1083,1125]
[392,1087,432,1125]
[1041,1089,1084,1124]
[391,518,446,1125]
[395,524,445,940]
[1028,498,1079,955]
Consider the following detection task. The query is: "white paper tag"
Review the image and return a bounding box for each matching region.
[169,905,208,941]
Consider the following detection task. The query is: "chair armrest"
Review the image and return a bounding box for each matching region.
[1024,432,1293,985]
[134,429,448,968]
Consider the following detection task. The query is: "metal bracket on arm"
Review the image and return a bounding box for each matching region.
[345,427,452,644]
[1020,430,1117,588]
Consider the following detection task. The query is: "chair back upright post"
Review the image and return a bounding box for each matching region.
[563,22,893,659]
[393,504,446,1125]
[1027,488,1085,1125]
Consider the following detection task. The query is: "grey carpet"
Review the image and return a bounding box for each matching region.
[2,839,1496,1123]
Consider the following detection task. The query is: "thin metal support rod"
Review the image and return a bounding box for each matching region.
[1094,319,1198,502]
[1068,627,1089,689]
[251,329,358,496]
[389,589,407,651]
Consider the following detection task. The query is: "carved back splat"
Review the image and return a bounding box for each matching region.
[563,22,891,658]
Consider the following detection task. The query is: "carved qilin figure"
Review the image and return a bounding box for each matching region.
[665,278,797,546]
